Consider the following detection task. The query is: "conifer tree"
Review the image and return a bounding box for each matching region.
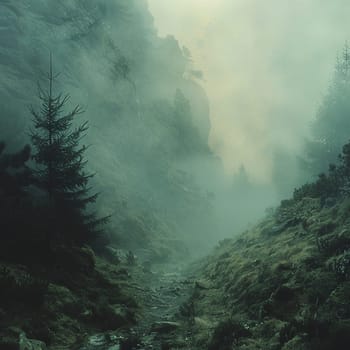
[304,43,350,176]
[30,57,104,245]
[173,89,204,154]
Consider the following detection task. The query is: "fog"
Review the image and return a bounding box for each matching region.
[148,0,350,182]
[0,0,349,260]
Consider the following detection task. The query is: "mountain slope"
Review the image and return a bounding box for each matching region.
[0,0,220,257]
[185,196,350,349]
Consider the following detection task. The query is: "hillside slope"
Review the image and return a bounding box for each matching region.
[185,197,350,349]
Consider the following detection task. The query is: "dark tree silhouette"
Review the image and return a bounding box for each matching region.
[294,139,350,203]
[30,57,105,245]
[0,142,31,197]
[0,142,34,260]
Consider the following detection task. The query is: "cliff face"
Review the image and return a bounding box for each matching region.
[186,197,350,349]
[0,0,216,255]
[0,0,210,141]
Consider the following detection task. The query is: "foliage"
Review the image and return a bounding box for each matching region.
[30,58,107,245]
[303,43,350,176]
[173,89,207,155]
[332,250,350,280]
[232,165,250,191]
[294,140,350,203]
[207,319,251,350]
[0,266,48,306]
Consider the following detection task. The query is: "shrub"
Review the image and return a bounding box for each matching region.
[333,250,350,281]
[207,319,251,350]
[0,267,48,306]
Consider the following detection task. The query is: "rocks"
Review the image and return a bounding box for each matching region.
[80,333,124,350]
[19,333,46,350]
[151,321,180,334]
[104,247,139,267]
[194,317,212,329]
[104,247,122,265]
[93,303,135,331]
[0,329,46,350]
[126,251,136,266]
[281,335,307,350]
[194,279,211,290]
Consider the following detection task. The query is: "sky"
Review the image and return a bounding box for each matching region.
[147,0,350,183]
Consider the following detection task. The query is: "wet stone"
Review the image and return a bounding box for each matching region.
[79,333,122,350]
[151,321,180,334]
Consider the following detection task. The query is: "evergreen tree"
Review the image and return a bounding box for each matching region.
[304,43,350,176]
[173,89,205,155]
[232,165,250,191]
[30,58,104,245]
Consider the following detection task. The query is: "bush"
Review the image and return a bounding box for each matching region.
[0,267,48,306]
[332,250,350,281]
[294,141,350,204]
[293,169,341,203]
[207,319,251,350]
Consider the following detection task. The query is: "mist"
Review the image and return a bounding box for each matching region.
[2,2,350,347]
[1,0,350,261]
[148,0,350,182]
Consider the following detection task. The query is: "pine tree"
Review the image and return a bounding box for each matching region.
[304,43,350,177]
[173,89,204,155]
[30,57,105,245]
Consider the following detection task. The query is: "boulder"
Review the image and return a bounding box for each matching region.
[0,330,47,350]
[281,335,308,350]
[19,333,46,350]
[93,303,134,330]
[151,321,180,333]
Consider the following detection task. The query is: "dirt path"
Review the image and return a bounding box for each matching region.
[132,264,194,349]
[80,263,195,350]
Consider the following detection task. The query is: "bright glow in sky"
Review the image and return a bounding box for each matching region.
[148,0,350,183]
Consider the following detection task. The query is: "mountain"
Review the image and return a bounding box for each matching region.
[0,0,220,259]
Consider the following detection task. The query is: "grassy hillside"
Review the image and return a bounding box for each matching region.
[185,196,350,349]
[0,247,140,349]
